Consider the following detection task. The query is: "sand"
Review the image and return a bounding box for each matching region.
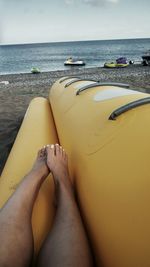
[0,64,150,174]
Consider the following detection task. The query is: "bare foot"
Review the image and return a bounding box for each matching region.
[46,144,71,188]
[31,147,49,180]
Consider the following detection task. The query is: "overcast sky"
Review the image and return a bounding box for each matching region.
[0,0,149,44]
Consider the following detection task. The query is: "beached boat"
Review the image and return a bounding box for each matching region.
[1,77,150,266]
[104,57,128,68]
[142,50,150,66]
[64,57,85,66]
[31,67,41,74]
[104,62,128,68]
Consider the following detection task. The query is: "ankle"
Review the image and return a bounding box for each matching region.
[28,168,48,181]
[55,174,74,194]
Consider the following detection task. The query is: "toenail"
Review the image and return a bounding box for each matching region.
[51,144,54,148]
[46,144,50,147]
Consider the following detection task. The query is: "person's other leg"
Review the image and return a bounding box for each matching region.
[37,144,93,267]
[0,148,49,267]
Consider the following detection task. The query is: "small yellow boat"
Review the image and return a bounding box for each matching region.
[104,62,128,68]
[104,57,129,68]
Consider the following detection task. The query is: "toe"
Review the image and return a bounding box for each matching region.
[55,143,60,155]
[47,144,55,157]
[59,146,64,156]
[38,148,44,158]
[41,147,46,156]
[61,146,66,158]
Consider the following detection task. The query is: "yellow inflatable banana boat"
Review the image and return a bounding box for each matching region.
[1,77,150,267]
[0,97,58,254]
[49,77,150,267]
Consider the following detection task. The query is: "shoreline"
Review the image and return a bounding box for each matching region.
[1,64,150,90]
[0,65,150,173]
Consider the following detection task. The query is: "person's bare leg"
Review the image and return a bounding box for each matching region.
[37,144,93,267]
[0,148,49,267]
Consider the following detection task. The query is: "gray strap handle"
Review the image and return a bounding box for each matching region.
[76,82,130,95]
[59,77,77,83]
[109,97,150,120]
[65,78,98,88]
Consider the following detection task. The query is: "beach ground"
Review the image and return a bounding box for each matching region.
[0,65,150,173]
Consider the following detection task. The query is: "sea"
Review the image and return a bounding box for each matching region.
[0,38,150,75]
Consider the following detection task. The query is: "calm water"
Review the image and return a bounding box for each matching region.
[0,38,150,75]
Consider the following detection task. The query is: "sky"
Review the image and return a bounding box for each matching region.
[0,0,150,44]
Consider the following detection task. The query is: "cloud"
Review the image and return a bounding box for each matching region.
[64,0,74,4]
[65,0,119,6]
[108,0,119,4]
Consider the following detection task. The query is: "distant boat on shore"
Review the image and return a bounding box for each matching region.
[64,57,85,66]
[104,57,128,68]
[31,67,41,74]
[104,62,128,68]
[142,50,150,66]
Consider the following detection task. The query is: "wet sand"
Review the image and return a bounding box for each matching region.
[0,65,150,173]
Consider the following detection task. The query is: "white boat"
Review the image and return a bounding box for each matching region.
[64,57,85,66]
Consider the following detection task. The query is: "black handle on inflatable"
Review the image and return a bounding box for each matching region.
[76,82,130,95]
[64,78,98,88]
[59,77,98,86]
[59,77,77,83]
[64,78,81,87]
[109,97,150,120]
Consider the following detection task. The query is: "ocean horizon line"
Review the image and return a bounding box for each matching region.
[0,37,150,47]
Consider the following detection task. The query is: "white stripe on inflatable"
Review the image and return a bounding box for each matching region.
[94,88,142,102]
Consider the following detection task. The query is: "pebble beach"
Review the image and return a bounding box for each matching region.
[0,64,150,173]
